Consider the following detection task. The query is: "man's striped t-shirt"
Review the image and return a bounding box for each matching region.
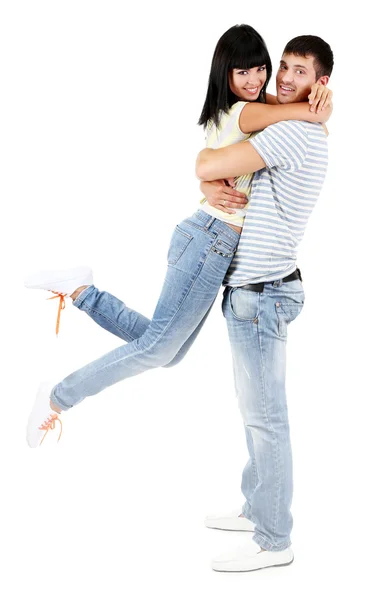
[224,120,328,287]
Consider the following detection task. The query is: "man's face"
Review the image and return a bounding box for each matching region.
[276,53,318,103]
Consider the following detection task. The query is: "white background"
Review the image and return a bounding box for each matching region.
[1,1,381,598]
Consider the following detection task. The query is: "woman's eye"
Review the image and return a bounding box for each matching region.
[238,71,248,75]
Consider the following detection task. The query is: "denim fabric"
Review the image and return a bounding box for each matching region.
[222,278,305,551]
[50,211,239,410]
[70,282,214,369]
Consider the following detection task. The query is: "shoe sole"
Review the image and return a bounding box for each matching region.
[212,557,294,573]
[206,525,254,532]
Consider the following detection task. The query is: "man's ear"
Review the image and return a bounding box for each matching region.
[317,75,329,86]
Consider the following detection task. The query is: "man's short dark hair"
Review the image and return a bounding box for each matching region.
[283,35,334,79]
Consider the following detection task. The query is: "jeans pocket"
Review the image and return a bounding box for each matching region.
[167,226,193,266]
[275,299,304,337]
[227,287,260,322]
[211,238,237,258]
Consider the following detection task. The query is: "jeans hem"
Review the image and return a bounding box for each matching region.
[252,531,291,552]
[73,285,95,308]
[242,506,291,552]
[50,386,71,412]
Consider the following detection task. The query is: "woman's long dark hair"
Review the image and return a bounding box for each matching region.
[198,24,272,128]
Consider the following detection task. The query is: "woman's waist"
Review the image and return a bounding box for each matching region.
[185,210,241,244]
[226,223,242,234]
[200,202,246,230]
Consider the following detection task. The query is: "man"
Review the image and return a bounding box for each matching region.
[196,35,334,572]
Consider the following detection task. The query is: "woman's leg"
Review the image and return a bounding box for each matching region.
[51,212,239,411]
[73,286,152,342]
[72,281,213,367]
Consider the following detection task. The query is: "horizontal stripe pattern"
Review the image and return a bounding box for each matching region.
[225,120,328,286]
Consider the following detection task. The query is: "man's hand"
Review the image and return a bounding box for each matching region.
[308,83,333,112]
[201,179,247,214]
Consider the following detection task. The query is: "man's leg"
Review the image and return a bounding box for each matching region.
[222,280,304,551]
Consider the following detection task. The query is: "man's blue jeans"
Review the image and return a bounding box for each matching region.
[50,211,239,410]
[222,279,305,551]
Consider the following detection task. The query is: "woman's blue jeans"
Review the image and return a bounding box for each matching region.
[50,211,239,410]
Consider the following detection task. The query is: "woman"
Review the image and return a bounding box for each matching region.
[24,24,331,447]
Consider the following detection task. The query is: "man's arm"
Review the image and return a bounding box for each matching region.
[196,141,266,182]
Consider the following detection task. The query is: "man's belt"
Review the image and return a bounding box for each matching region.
[231,268,302,293]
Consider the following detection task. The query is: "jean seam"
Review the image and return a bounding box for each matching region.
[257,296,282,542]
[187,217,239,245]
[81,303,137,342]
[185,219,217,240]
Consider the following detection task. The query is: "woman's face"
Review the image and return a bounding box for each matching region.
[229,65,267,101]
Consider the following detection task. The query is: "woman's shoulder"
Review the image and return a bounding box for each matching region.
[214,101,248,129]
[225,100,248,117]
[206,101,251,147]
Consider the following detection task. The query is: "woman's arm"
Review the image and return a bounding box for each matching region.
[239,101,332,133]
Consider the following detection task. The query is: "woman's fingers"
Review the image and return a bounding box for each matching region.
[309,84,323,112]
[319,89,333,111]
[309,83,333,113]
[308,83,319,109]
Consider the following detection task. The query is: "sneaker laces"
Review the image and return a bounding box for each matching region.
[38,413,63,445]
[47,290,67,336]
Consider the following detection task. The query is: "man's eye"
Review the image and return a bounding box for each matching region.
[296,70,305,75]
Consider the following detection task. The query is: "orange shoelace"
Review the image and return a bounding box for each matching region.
[47,290,67,336]
[38,413,63,445]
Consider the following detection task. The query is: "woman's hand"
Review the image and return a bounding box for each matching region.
[201,179,247,214]
[308,83,333,113]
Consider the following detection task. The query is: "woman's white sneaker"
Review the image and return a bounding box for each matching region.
[211,541,294,572]
[24,266,93,334]
[24,265,93,295]
[26,382,63,448]
[205,510,255,532]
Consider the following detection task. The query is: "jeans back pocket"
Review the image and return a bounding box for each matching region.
[167,226,193,266]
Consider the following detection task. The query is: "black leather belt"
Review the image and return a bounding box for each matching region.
[232,268,302,293]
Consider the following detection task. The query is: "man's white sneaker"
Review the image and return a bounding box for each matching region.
[205,510,255,532]
[24,266,93,334]
[26,382,63,448]
[211,540,294,572]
